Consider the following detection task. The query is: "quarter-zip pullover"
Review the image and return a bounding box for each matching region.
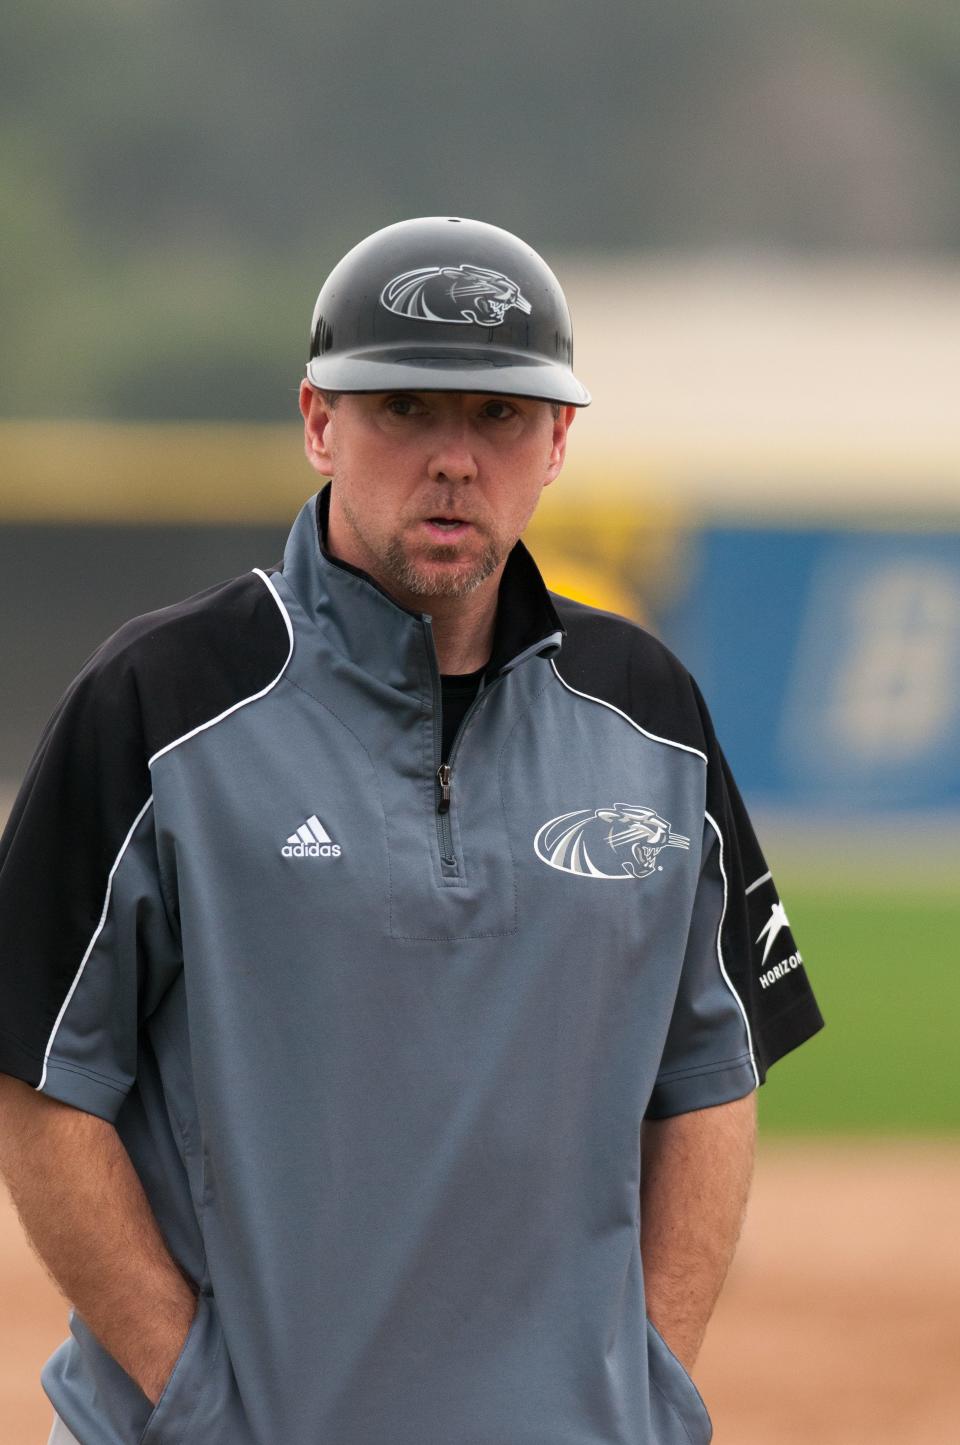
[0,485,823,1445]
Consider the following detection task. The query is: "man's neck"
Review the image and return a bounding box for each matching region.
[424,586,498,675]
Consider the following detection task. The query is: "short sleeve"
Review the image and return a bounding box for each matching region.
[0,637,181,1122]
[646,684,825,1119]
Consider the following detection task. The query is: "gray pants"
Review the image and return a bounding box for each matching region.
[47,1417,82,1445]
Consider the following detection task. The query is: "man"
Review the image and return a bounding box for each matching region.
[0,216,823,1445]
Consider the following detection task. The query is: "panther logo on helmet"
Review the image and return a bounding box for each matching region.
[534,805,691,880]
[380,264,532,326]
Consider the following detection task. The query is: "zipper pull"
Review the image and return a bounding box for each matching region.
[437,764,452,814]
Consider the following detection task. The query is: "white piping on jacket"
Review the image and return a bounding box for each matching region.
[148,569,294,768]
[37,795,155,1092]
[549,658,757,1083]
[38,569,294,1093]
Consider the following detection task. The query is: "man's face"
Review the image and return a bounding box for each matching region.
[299,385,575,608]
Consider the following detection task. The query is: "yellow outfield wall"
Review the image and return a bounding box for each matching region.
[1,419,957,625]
[1,420,958,526]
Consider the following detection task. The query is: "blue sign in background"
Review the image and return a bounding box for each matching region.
[658,529,960,812]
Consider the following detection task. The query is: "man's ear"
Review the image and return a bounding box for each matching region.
[299,380,335,475]
[543,404,577,489]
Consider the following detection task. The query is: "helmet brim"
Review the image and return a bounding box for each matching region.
[306,345,591,407]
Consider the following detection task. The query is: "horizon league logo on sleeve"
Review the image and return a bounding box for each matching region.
[380,264,532,326]
[747,874,804,988]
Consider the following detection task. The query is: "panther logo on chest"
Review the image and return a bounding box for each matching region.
[534,805,691,880]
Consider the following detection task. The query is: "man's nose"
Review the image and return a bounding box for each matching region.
[427,419,479,484]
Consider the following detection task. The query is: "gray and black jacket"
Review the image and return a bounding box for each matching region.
[0,485,822,1445]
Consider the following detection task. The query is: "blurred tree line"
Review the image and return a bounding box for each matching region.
[3,0,958,420]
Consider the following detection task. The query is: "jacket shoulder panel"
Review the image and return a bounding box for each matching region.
[95,566,292,761]
[550,595,707,757]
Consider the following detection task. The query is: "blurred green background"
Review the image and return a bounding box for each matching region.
[758,883,959,1133]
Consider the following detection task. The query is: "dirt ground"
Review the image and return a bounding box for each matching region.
[1,1139,957,1444]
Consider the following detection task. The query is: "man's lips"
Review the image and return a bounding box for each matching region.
[420,517,474,542]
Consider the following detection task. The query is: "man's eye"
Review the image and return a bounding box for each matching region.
[482,401,517,421]
[386,395,422,416]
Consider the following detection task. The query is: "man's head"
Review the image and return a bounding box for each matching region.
[298,217,589,609]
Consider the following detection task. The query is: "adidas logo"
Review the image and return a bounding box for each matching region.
[281,814,342,859]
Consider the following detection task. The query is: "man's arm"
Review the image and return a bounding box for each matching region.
[639,1090,757,1372]
[0,1074,197,1406]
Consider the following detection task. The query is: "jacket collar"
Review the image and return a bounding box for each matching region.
[280,483,564,682]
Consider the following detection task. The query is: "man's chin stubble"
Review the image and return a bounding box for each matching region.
[383,538,503,600]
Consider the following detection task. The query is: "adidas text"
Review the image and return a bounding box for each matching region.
[281,841,341,859]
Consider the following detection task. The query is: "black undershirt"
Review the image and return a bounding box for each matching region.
[440,665,487,762]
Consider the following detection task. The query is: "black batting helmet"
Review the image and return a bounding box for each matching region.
[305,216,590,407]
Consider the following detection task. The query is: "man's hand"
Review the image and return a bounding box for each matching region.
[639,1090,757,1372]
[0,1074,198,1405]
